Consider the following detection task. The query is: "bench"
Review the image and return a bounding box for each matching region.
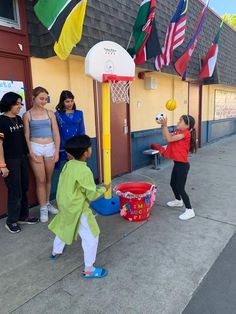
[143,149,161,170]
[143,145,167,170]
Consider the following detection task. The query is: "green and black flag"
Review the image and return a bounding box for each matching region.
[128,0,162,65]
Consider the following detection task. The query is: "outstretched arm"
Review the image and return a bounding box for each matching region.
[160,118,184,143]
[80,171,107,202]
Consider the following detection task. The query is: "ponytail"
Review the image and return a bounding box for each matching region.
[190,128,197,153]
[182,114,197,153]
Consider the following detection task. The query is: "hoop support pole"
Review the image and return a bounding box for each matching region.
[102,82,112,199]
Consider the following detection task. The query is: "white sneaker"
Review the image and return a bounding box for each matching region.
[179,209,195,221]
[40,206,49,223]
[167,199,183,207]
[47,203,58,215]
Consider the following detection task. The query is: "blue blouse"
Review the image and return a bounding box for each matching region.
[55,110,85,160]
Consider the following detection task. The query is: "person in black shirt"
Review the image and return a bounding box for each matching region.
[0,92,39,233]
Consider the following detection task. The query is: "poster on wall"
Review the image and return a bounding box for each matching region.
[0,80,26,117]
[214,90,236,120]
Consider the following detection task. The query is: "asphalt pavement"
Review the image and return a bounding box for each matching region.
[0,135,236,314]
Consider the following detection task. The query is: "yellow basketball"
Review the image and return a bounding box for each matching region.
[166,99,177,111]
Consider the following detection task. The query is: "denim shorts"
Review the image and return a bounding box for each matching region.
[31,142,55,157]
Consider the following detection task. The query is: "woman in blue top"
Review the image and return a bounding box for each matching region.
[55,90,85,166]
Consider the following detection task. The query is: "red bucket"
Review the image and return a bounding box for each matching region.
[114,182,156,222]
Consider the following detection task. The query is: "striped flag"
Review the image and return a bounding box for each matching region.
[174,0,209,79]
[155,51,165,71]
[128,0,162,65]
[155,0,188,71]
[199,21,223,80]
[34,0,87,60]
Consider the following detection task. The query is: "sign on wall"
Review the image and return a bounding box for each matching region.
[214,90,236,120]
[0,80,26,117]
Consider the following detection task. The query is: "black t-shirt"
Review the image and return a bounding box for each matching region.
[0,115,29,159]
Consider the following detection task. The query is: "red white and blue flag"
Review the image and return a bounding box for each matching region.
[174,0,209,79]
[199,21,223,79]
[155,0,188,71]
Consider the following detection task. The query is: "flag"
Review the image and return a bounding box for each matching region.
[34,0,87,60]
[128,0,162,65]
[155,51,165,71]
[199,21,223,79]
[155,0,188,71]
[174,0,209,79]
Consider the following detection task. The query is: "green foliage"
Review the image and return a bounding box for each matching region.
[221,13,236,30]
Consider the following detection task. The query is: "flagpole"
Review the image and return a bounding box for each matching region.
[172,78,175,131]
[126,32,133,50]
[198,57,204,82]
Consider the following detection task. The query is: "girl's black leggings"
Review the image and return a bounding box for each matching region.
[170,161,192,209]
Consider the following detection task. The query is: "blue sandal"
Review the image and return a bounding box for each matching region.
[82,268,108,279]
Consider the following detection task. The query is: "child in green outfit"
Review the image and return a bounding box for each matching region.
[48,135,110,278]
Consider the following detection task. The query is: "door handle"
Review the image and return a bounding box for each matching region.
[123,118,128,134]
[123,126,128,134]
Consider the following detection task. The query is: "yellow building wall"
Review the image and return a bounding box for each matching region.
[31,56,190,137]
[202,84,236,122]
[130,70,188,132]
[30,55,236,136]
[30,56,96,137]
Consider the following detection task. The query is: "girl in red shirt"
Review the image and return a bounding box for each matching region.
[152,115,197,220]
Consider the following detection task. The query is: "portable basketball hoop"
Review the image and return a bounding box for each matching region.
[103,75,133,104]
[85,41,135,103]
[85,41,135,215]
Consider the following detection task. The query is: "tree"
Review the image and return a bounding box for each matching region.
[221,14,236,30]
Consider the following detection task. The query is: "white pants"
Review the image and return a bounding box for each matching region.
[52,213,99,267]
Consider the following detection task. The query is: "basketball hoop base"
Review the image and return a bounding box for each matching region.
[91,196,120,216]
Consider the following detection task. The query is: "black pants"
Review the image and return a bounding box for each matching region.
[170,161,192,209]
[4,155,29,223]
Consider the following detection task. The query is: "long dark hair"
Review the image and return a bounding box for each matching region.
[0,92,22,113]
[182,115,197,153]
[56,90,76,112]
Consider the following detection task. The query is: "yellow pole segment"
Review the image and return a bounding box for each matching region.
[102,82,111,199]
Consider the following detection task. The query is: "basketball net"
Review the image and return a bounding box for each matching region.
[110,80,132,104]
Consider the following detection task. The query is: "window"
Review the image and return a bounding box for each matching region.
[214,90,236,120]
[0,0,20,30]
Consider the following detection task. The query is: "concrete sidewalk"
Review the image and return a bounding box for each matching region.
[0,135,236,314]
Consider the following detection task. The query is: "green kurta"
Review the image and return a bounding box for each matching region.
[48,160,106,245]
